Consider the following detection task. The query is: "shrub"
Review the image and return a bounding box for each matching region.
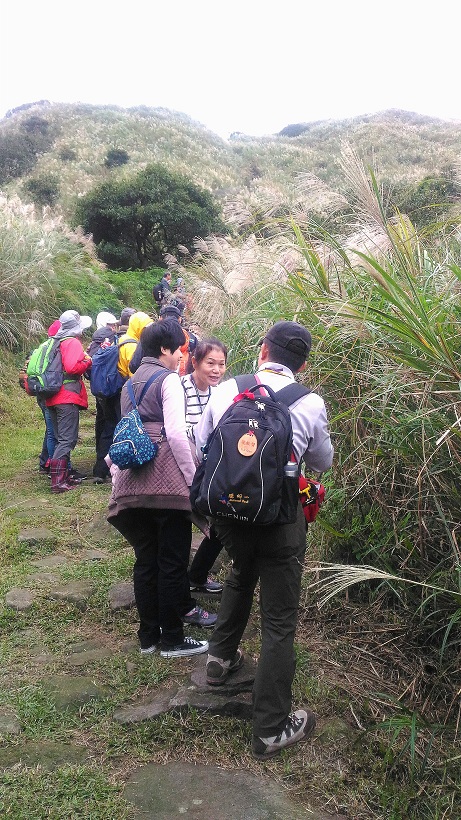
[0,132,37,184]
[59,146,77,162]
[24,174,60,207]
[0,116,58,184]
[393,175,459,228]
[104,148,130,168]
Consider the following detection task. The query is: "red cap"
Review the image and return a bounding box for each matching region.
[48,320,61,337]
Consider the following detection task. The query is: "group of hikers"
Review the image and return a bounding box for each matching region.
[23,276,334,760]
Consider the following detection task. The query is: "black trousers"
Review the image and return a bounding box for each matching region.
[189,525,223,585]
[93,394,121,478]
[110,508,195,648]
[210,505,307,737]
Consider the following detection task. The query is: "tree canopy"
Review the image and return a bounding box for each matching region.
[75,163,225,269]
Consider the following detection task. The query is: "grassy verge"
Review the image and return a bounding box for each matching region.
[1,353,460,818]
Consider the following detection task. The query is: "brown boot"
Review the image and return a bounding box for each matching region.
[50,458,75,493]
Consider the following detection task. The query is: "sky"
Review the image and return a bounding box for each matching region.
[2,0,459,140]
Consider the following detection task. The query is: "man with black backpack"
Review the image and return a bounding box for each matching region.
[153,272,171,310]
[193,321,334,760]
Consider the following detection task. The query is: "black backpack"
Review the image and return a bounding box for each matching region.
[190,375,309,526]
[153,283,163,303]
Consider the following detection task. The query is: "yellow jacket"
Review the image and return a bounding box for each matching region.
[117,312,153,378]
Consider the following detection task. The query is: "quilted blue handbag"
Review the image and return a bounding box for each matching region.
[109,371,165,469]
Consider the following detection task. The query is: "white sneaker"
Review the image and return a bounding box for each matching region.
[252,709,316,759]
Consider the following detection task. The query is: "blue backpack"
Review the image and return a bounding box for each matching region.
[90,339,133,399]
[108,371,166,469]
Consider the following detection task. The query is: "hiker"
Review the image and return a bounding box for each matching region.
[181,337,228,594]
[118,307,136,334]
[35,319,61,476]
[117,311,153,379]
[194,320,334,759]
[87,312,120,484]
[128,306,183,375]
[46,310,93,493]
[107,319,217,658]
[153,272,171,309]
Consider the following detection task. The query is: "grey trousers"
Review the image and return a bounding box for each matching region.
[211,504,307,737]
[48,404,80,460]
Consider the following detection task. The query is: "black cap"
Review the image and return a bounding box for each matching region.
[160,305,182,319]
[262,321,312,359]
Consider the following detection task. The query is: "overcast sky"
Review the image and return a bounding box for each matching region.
[2,0,459,140]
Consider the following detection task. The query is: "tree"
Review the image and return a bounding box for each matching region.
[75,164,225,269]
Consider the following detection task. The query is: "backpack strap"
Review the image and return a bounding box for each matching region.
[235,375,310,407]
[275,382,311,407]
[235,374,258,392]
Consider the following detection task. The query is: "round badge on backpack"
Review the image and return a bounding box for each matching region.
[237,431,257,456]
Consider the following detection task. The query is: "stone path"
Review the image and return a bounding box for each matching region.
[124,761,330,819]
[2,521,346,819]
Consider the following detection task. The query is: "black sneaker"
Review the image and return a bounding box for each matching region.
[183,606,217,628]
[69,469,87,482]
[160,637,209,658]
[252,709,316,760]
[206,649,244,685]
[190,577,223,594]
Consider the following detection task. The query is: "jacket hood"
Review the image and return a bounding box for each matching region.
[126,312,153,341]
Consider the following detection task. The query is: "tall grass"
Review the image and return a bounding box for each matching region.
[177,146,461,643]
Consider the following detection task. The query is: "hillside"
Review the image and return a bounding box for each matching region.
[1,102,460,222]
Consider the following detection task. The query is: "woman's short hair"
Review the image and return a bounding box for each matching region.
[141,319,185,357]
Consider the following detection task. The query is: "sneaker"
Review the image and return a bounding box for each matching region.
[183,606,217,628]
[206,649,244,686]
[140,644,158,655]
[252,709,316,760]
[92,476,106,485]
[190,577,223,594]
[69,469,87,482]
[160,637,209,658]
[39,466,50,476]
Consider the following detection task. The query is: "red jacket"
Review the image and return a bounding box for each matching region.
[46,337,92,408]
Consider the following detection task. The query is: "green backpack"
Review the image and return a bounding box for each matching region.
[26,337,66,398]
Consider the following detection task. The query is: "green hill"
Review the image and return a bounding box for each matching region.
[1,102,460,221]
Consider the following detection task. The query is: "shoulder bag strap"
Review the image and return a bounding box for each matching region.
[126,369,166,409]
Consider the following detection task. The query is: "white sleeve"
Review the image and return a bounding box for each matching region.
[162,372,197,486]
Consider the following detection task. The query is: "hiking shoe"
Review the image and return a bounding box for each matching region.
[183,606,217,628]
[252,709,316,760]
[160,637,209,658]
[190,577,223,594]
[140,644,158,655]
[206,649,244,686]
